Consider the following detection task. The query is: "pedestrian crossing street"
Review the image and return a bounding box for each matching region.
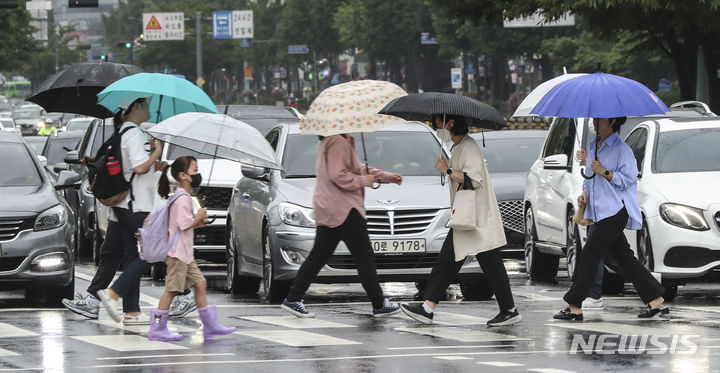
[0,303,718,372]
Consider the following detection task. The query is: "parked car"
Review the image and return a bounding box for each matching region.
[0,131,78,305]
[522,102,715,295]
[12,105,46,136]
[215,104,302,135]
[23,136,48,156]
[624,117,720,300]
[226,122,494,303]
[0,118,17,133]
[62,117,94,133]
[469,130,547,258]
[40,130,84,180]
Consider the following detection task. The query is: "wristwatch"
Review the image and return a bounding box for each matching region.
[603,169,610,177]
[446,168,453,175]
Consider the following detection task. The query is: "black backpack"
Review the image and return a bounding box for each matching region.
[87,127,136,207]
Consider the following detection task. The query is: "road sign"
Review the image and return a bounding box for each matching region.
[240,38,250,48]
[288,44,308,54]
[451,68,462,89]
[420,32,437,45]
[196,77,205,87]
[212,10,253,39]
[25,1,51,10]
[244,65,253,80]
[143,12,184,41]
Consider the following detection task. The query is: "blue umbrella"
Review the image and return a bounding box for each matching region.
[96,73,218,122]
[530,72,669,118]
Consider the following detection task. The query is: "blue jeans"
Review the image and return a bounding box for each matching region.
[108,207,150,313]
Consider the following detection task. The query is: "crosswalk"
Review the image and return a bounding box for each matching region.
[0,305,718,372]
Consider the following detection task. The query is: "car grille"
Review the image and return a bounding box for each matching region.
[498,200,524,233]
[0,257,26,272]
[327,253,440,270]
[715,212,720,230]
[196,187,232,210]
[0,218,34,242]
[366,209,439,235]
[194,226,225,246]
[501,228,524,248]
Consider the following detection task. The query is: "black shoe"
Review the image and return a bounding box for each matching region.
[487,310,521,327]
[637,305,669,318]
[553,307,584,321]
[400,303,433,325]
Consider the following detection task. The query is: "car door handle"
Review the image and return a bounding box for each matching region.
[241,193,251,200]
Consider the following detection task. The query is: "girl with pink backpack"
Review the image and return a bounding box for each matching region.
[149,155,236,341]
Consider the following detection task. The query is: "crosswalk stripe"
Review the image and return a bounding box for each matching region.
[0,323,38,338]
[433,355,473,360]
[389,345,514,350]
[72,335,189,352]
[0,347,19,357]
[477,361,524,367]
[90,319,198,334]
[237,315,356,329]
[546,322,679,336]
[395,326,530,343]
[234,330,361,347]
[432,312,489,326]
[529,369,576,373]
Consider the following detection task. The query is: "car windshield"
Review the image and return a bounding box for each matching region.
[24,137,47,155]
[46,137,80,165]
[66,119,93,132]
[282,131,443,178]
[90,125,116,155]
[13,109,41,119]
[479,137,545,173]
[166,144,213,159]
[654,128,720,173]
[0,119,13,129]
[0,143,41,186]
[241,118,295,136]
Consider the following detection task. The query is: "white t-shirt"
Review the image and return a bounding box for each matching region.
[111,122,161,217]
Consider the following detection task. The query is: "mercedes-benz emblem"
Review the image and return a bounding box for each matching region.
[377,199,399,204]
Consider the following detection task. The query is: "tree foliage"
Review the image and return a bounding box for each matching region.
[0,4,38,72]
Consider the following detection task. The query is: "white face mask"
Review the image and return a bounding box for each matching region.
[436,128,451,143]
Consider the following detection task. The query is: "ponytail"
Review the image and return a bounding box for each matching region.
[157,155,197,199]
[157,163,171,199]
[113,110,124,133]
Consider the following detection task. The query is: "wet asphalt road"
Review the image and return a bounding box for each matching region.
[0,259,718,372]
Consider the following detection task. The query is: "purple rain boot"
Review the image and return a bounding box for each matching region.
[198,305,237,339]
[148,309,183,341]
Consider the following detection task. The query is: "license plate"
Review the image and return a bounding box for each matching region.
[371,239,426,254]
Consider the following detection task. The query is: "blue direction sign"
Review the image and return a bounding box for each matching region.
[288,44,309,54]
[240,38,250,48]
[213,11,232,39]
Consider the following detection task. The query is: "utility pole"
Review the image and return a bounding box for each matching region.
[196,11,203,85]
[312,49,318,92]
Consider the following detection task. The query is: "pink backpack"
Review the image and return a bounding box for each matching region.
[136,191,186,263]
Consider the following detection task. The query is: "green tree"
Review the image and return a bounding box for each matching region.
[0,4,37,72]
[22,24,83,87]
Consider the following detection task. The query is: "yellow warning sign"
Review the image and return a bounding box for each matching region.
[146,15,161,30]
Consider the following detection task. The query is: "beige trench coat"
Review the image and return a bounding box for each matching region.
[448,135,507,261]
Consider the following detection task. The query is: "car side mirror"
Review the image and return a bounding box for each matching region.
[241,165,269,181]
[37,155,47,167]
[543,154,570,170]
[64,150,81,164]
[53,162,68,173]
[55,170,82,190]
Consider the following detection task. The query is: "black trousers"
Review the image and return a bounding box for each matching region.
[86,207,148,313]
[564,207,664,307]
[424,230,515,311]
[286,209,385,309]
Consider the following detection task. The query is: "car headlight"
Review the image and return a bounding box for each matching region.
[278,202,315,228]
[659,203,709,231]
[34,205,68,231]
[30,252,68,271]
[36,120,45,128]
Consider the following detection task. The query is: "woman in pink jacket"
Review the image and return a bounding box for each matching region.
[281,134,403,318]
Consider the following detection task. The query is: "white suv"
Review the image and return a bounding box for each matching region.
[523,105,715,296]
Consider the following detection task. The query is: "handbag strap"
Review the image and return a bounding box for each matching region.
[455,172,474,191]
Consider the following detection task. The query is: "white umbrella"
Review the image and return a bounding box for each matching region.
[512,73,588,117]
[147,112,281,170]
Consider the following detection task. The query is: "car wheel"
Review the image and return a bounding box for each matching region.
[524,207,559,280]
[566,209,581,282]
[45,272,75,307]
[263,224,290,303]
[662,283,678,302]
[226,218,260,295]
[458,278,494,301]
[638,219,654,271]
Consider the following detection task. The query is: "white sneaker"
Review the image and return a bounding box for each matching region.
[122,313,150,325]
[96,289,123,323]
[582,297,604,310]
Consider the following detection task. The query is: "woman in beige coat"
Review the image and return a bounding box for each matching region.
[400,115,520,327]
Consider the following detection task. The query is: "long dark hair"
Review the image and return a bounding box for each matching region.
[158,156,197,199]
[113,97,147,132]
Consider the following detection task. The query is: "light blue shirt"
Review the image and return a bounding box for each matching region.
[583,132,641,230]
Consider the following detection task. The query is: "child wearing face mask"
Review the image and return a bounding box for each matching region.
[147,156,237,341]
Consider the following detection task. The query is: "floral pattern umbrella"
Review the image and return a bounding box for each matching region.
[300,79,408,136]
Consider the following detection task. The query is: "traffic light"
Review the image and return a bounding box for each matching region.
[69,0,98,7]
[99,55,106,62]
[0,1,17,9]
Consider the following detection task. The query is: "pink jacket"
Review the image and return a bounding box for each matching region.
[167,190,195,264]
[313,135,392,228]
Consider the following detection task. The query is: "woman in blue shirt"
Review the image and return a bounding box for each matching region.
[554,117,667,320]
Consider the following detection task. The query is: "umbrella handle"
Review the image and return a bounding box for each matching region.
[581,167,596,179]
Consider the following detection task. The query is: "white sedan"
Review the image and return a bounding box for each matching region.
[625,117,720,299]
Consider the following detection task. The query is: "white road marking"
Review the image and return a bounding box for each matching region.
[0,347,19,356]
[529,369,576,373]
[433,355,473,360]
[432,312,489,326]
[91,319,198,334]
[395,326,529,342]
[96,353,235,360]
[0,323,38,338]
[234,329,361,347]
[389,345,514,350]
[72,335,189,352]
[237,315,355,329]
[546,322,684,336]
[74,270,159,305]
[477,361,525,367]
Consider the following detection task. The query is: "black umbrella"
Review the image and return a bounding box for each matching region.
[378,92,507,130]
[27,62,143,118]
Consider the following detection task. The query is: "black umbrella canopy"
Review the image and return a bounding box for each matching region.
[27,62,143,118]
[378,92,506,130]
